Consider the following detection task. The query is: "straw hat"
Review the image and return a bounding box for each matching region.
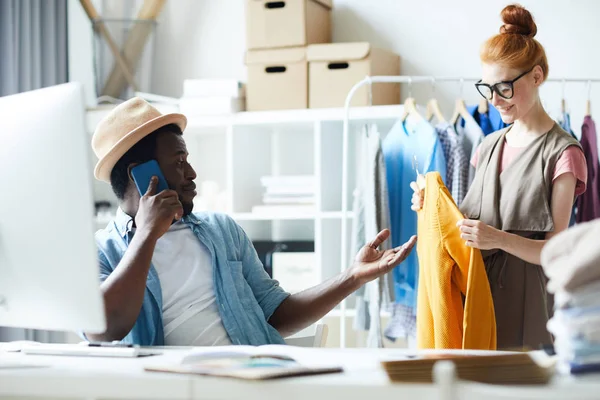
[91,97,187,182]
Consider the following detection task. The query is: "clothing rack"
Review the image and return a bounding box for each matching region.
[339,75,600,348]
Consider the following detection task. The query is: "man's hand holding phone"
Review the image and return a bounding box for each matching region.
[135,177,183,241]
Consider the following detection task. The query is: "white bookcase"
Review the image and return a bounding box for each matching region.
[86,104,403,347]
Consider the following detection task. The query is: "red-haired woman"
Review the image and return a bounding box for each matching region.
[412,4,587,350]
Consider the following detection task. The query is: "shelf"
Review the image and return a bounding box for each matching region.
[87,104,403,134]
[231,212,316,221]
[186,105,403,129]
[326,309,391,318]
[93,212,356,226]
[320,211,355,219]
[185,114,231,127]
[230,211,355,221]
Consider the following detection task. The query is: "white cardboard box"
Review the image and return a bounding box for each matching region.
[245,47,307,111]
[307,42,401,108]
[246,0,332,50]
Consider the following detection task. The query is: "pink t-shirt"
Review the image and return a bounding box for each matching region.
[471,141,588,196]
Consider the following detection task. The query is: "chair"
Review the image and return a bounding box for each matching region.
[284,324,328,348]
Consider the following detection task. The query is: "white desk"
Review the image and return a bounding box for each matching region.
[0,348,192,400]
[1,348,600,400]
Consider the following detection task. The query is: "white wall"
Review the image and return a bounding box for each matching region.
[70,0,600,131]
[324,0,600,129]
[151,0,246,97]
[68,0,96,106]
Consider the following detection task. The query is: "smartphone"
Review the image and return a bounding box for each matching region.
[131,160,170,196]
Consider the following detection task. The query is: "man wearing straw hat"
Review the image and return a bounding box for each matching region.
[88,97,417,346]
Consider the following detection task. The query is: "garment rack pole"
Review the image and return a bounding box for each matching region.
[338,75,600,348]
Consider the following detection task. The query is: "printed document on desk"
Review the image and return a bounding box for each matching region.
[145,345,342,380]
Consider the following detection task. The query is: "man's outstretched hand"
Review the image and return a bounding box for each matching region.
[349,229,417,286]
[268,229,416,338]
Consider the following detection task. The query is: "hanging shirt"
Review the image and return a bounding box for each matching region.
[455,113,485,186]
[466,104,509,136]
[383,117,446,310]
[558,111,578,138]
[416,172,496,350]
[576,116,600,223]
[351,124,393,348]
[436,122,469,205]
[384,303,417,341]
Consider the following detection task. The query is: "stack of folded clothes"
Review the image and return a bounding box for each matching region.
[541,219,600,375]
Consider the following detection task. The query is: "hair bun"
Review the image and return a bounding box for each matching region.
[500,4,537,37]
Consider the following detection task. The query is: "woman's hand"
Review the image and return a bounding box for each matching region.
[410,181,424,211]
[457,219,504,250]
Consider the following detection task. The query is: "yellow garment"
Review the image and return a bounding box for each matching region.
[416,172,496,350]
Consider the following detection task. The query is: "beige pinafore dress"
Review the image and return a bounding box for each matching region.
[459,123,581,350]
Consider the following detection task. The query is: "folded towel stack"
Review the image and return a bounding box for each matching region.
[541,219,600,375]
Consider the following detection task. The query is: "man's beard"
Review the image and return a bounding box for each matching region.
[180,197,194,216]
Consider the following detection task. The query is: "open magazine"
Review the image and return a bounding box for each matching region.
[144,345,343,380]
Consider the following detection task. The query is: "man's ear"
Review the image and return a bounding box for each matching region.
[126,163,141,198]
[127,163,139,182]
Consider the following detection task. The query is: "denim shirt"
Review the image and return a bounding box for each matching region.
[383,118,446,309]
[94,208,290,346]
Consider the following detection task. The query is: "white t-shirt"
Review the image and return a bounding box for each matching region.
[151,221,232,346]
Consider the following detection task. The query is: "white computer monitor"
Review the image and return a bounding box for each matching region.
[0,83,106,335]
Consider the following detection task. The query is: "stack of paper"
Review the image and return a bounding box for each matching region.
[252,175,316,215]
[179,79,245,116]
[381,353,553,385]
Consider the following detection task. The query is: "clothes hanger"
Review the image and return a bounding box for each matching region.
[450,98,470,126]
[450,78,470,125]
[585,80,592,117]
[401,78,424,123]
[402,97,421,122]
[426,77,446,123]
[413,155,426,190]
[478,98,489,114]
[426,99,445,123]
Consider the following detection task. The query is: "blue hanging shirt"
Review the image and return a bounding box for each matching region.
[382,118,446,308]
[465,104,509,136]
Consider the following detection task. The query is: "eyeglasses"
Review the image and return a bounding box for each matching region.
[475,67,534,101]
